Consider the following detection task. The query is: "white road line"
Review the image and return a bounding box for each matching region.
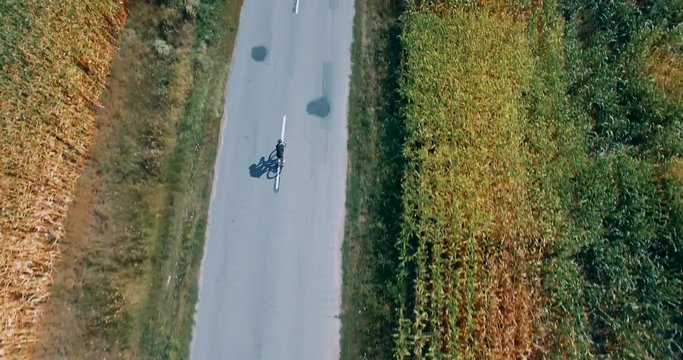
[294,0,300,14]
[280,114,287,140]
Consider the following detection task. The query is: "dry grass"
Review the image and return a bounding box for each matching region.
[409,0,544,21]
[668,158,683,183]
[644,46,683,104]
[0,1,126,357]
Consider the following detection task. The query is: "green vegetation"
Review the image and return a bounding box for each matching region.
[542,1,683,356]
[34,0,242,358]
[342,0,682,358]
[340,0,405,358]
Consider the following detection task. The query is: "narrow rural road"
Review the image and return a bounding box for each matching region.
[190,0,353,359]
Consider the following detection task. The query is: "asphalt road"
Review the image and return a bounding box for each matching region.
[190,0,353,359]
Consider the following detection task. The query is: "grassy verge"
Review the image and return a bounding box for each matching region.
[340,0,405,359]
[33,0,242,358]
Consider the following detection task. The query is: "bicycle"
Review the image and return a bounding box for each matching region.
[275,115,286,192]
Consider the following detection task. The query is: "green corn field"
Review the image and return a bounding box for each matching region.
[391,0,683,358]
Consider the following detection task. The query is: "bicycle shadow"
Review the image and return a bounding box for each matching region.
[248,150,280,179]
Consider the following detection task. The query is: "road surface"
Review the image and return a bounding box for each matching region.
[190,0,353,359]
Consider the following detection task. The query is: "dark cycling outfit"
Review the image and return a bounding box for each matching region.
[276,143,285,160]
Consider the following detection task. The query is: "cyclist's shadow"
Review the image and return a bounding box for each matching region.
[248,150,280,179]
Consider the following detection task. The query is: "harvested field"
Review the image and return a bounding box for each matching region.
[0,1,126,357]
[31,0,242,358]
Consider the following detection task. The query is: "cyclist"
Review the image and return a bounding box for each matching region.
[275,139,286,162]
